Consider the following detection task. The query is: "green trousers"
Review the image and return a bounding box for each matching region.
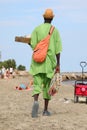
[32,73,51,100]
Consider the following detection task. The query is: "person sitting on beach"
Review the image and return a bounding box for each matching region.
[16,80,33,90]
[9,67,13,75]
[1,66,6,79]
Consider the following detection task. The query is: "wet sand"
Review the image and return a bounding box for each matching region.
[0,76,87,130]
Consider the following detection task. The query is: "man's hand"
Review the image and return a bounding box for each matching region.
[48,86,58,96]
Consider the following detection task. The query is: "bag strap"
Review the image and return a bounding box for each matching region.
[49,26,55,35]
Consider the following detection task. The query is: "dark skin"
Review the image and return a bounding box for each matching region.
[33,18,60,111]
[56,53,60,73]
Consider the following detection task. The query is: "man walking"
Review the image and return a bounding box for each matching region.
[29,9,62,118]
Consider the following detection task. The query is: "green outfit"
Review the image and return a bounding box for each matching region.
[32,73,51,100]
[29,23,62,99]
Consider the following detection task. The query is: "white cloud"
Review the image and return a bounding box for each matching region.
[59,0,87,9]
[52,0,87,23]
[0,13,36,27]
[0,0,24,3]
[0,20,24,27]
[67,10,87,23]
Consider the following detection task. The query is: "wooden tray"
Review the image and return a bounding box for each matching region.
[15,36,31,44]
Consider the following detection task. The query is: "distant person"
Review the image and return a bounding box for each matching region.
[1,66,6,78]
[29,9,62,118]
[10,67,13,75]
[0,69,2,78]
[6,68,10,78]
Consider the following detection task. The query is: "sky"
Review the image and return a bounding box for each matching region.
[0,0,87,72]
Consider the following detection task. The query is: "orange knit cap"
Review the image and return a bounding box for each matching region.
[43,9,55,19]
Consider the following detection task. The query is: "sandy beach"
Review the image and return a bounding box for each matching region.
[0,75,87,130]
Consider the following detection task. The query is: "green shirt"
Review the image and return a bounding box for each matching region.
[29,23,62,78]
